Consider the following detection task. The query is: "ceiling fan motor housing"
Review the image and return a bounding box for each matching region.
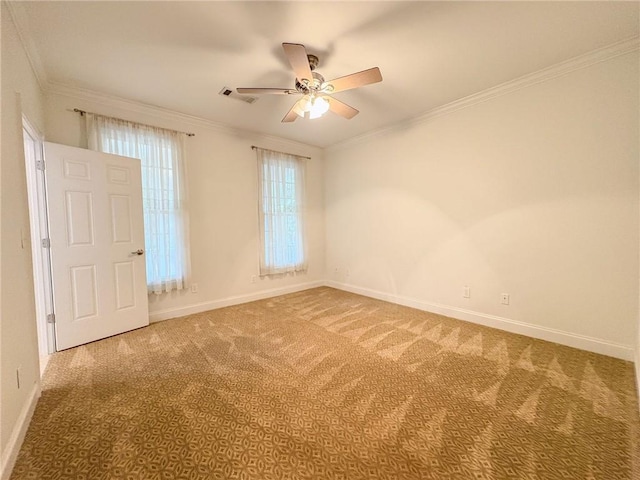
[296,71,325,94]
[294,54,323,93]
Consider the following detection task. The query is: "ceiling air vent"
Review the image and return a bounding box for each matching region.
[219,86,258,104]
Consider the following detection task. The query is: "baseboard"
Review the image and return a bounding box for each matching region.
[149,280,325,323]
[39,354,50,377]
[1,383,40,480]
[635,343,640,411]
[326,281,635,361]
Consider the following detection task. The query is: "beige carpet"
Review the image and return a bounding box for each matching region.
[11,287,640,479]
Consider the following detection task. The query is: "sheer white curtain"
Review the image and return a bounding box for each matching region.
[86,113,190,294]
[256,148,307,275]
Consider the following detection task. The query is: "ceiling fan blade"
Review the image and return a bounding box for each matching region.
[327,97,359,119]
[282,43,313,85]
[236,88,298,95]
[282,102,299,123]
[324,67,383,94]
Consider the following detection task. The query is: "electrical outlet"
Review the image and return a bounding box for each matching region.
[190,283,198,293]
[463,286,470,298]
[251,275,257,284]
[501,293,510,305]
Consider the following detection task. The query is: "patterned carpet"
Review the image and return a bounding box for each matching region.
[11,287,640,479]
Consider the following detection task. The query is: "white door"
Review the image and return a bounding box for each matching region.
[45,142,149,350]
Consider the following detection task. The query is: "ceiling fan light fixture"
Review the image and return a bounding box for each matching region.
[293,96,311,116]
[294,95,329,119]
[309,96,329,119]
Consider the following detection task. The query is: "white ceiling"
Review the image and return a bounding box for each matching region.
[13,1,640,147]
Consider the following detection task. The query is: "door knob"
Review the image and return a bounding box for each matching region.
[131,249,144,256]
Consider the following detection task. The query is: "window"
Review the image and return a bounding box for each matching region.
[86,113,190,294]
[256,148,307,275]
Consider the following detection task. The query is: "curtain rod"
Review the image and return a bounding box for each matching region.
[251,145,311,160]
[73,108,195,137]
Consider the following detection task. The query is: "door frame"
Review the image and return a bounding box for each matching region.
[22,114,56,368]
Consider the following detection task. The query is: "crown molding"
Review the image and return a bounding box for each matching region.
[4,0,48,90]
[327,36,640,152]
[46,81,242,134]
[46,81,322,152]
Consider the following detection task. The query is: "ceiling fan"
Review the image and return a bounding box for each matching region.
[237,43,383,123]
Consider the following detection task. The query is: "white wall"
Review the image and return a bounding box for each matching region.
[325,52,639,359]
[44,91,325,320]
[1,1,44,474]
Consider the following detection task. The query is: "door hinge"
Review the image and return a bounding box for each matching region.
[36,159,45,171]
[46,313,55,324]
[41,238,51,248]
